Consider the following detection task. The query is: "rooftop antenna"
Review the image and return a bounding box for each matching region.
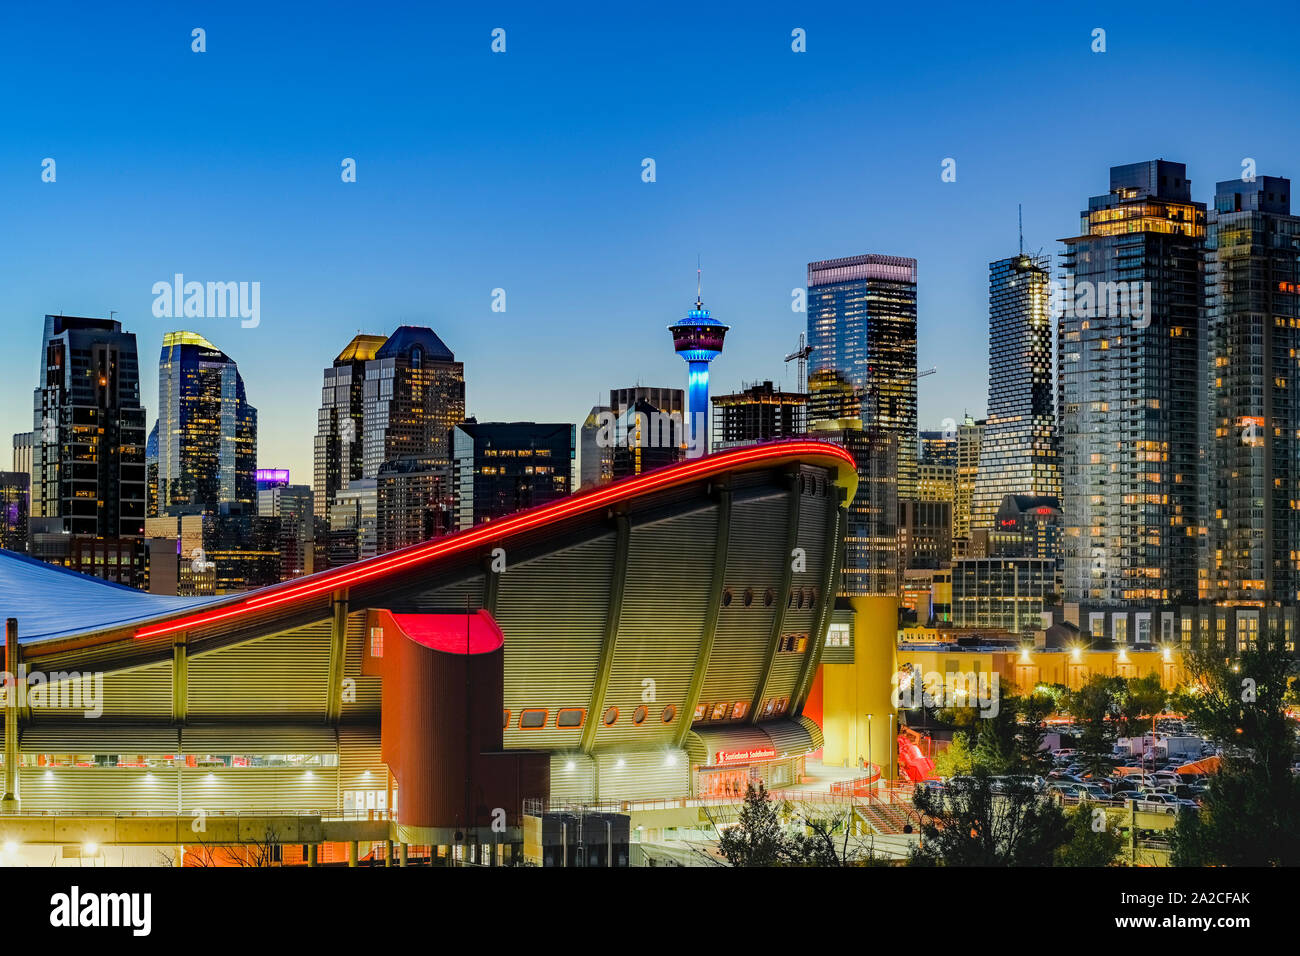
[695,254,703,309]
[1018,204,1024,256]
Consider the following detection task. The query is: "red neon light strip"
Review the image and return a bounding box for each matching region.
[134,441,853,640]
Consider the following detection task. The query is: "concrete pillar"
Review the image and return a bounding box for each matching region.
[384,840,393,867]
[307,844,318,867]
[347,840,358,867]
[398,843,408,867]
[2,619,19,814]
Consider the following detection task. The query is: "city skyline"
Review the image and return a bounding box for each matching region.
[5,3,1300,482]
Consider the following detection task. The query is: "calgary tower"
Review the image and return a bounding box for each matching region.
[668,265,729,457]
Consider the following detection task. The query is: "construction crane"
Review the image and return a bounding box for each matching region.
[917,366,937,379]
[784,333,814,393]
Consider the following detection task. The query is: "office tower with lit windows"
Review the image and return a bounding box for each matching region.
[451,421,574,531]
[328,479,378,565]
[0,471,27,552]
[953,416,983,552]
[611,399,684,480]
[362,326,465,480]
[1058,160,1206,604]
[376,455,454,554]
[156,331,257,515]
[579,405,614,489]
[29,315,147,585]
[918,429,957,468]
[11,431,33,479]
[971,252,1060,532]
[1207,175,1300,604]
[807,254,918,498]
[258,476,316,579]
[711,380,807,451]
[313,333,388,519]
[610,387,684,420]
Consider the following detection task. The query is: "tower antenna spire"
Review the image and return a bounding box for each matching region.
[696,254,702,308]
[1018,203,1023,255]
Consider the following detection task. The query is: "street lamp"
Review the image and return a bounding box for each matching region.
[866,713,874,799]
[888,714,895,787]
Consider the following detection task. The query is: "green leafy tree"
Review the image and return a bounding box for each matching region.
[1171,633,1300,866]
[1054,805,1123,867]
[971,700,1020,775]
[1117,673,1168,738]
[933,732,975,778]
[1066,675,1123,778]
[718,782,786,866]
[910,771,1067,866]
[1015,692,1056,776]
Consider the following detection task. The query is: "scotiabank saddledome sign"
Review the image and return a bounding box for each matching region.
[715,747,777,765]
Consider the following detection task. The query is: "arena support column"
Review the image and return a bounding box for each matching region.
[2,619,17,813]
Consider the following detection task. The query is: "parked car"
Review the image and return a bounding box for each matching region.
[1135,792,1194,814]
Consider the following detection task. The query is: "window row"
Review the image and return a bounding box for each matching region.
[506,705,678,731]
[722,587,819,610]
[21,753,338,769]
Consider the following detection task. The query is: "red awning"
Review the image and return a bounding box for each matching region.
[1176,755,1221,776]
[389,611,504,655]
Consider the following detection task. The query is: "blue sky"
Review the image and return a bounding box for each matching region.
[3,1,1298,482]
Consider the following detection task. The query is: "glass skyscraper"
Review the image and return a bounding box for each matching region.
[156,330,257,515]
[807,254,918,498]
[313,333,388,519]
[1206,175,1300,604]
[971,253,1059,532]
[32,313,147,536]
[806,254,916,598]
[1058,160,1205,604]
[361,326,465,480]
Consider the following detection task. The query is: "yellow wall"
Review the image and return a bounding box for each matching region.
[820,596,898,775]
[897,647,1186,696]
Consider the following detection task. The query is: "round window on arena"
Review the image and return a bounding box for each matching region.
[764,588,774,607]
[722,589,733,607]
[633,705,648,725]
[603,706,619,726]
[661,705,676,724]
[796,590,805,609]
[743,589,754,607]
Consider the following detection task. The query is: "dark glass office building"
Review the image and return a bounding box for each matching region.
[313,333,388,519]
[362,326,465,480]
[452,421,575,531]
[971,253,1059,531]
[30,315,147,584]
[1058,160,1205,604]
[1206,175,1300,603]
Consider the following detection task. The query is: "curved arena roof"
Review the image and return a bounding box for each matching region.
[0,440,856,647]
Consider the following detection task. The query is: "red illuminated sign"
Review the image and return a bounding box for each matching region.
[715,747,777,764]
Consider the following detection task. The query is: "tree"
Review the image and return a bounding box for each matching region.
[1015,692,1056,777]
[718,782,787,866]
[910,771,1067,866]
[1065,675,1123,778]
[1117,673,1167,738]
[933,732,975,778]
[1171,633,1300,866]
[971,701,1020,776]
[1054,804,1123,867]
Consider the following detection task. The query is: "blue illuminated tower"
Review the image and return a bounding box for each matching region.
[668,268,729,456]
